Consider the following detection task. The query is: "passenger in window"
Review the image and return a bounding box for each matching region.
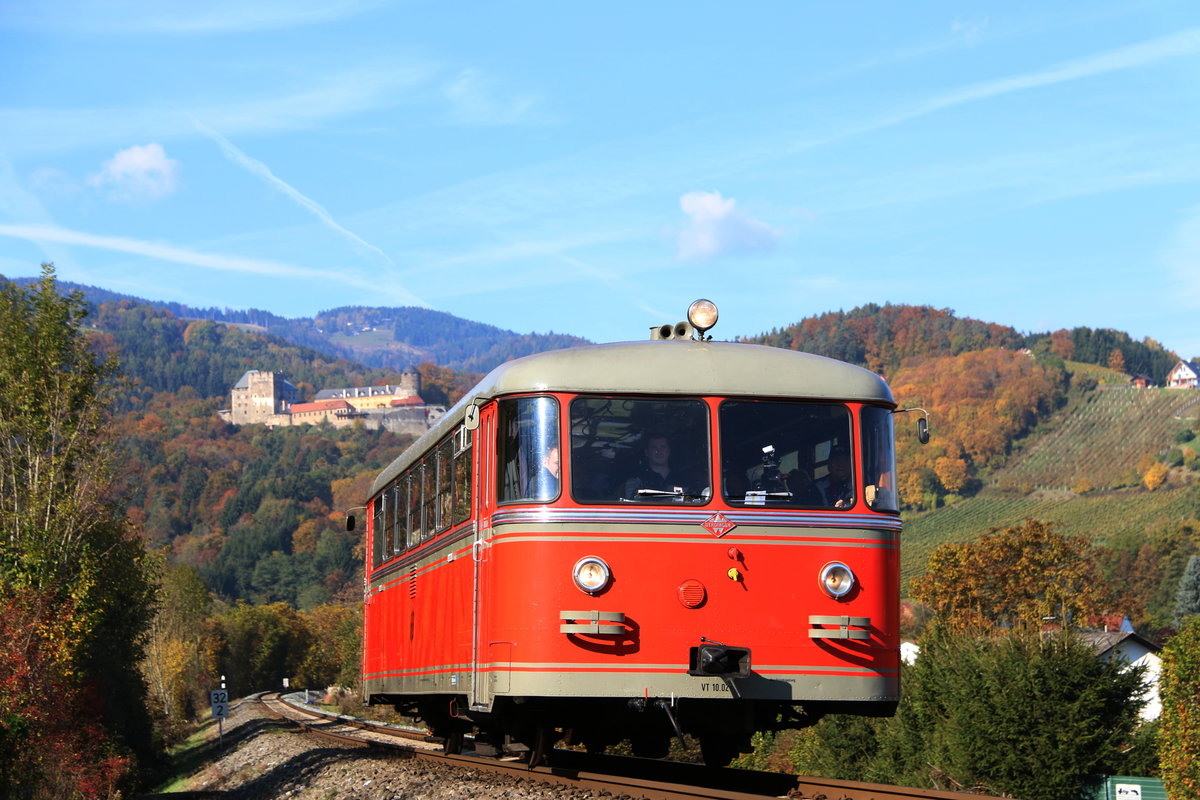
[782,464,822,505]
[622,433,700,499]
[525,444,561,500]
[865,453,894,510]
[816,447,855,509]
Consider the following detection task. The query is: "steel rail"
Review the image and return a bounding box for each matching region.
[263,693,1005,800]
[272,691,436,744]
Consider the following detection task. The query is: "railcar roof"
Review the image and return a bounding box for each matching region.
[370,340,893,497]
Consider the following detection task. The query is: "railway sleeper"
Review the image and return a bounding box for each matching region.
[389,694,841,767]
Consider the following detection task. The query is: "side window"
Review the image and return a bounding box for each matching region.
[390,480,405,557]
[402,473,417,549]
[436,438,453,534]
[497,396,560,503]
[421,461,436,541]
[411,465,426,544]
[382,487,394,561]
[371,495,385,568]
[861,406,898,512]
[453,426,472,525]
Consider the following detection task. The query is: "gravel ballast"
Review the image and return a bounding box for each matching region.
[172,698,607,800]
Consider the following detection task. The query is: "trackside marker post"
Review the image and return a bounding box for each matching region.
[210,689,228,747]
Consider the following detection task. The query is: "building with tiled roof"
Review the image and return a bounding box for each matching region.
[220,368,443,436]
[1166,359,1199,388]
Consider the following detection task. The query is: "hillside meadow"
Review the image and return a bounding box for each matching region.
[901,482,1200,587]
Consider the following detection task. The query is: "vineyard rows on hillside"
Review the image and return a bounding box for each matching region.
[901,483,1200,585]
[991,386,1200,491]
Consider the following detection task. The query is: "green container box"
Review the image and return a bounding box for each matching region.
[1087,776,1168,800]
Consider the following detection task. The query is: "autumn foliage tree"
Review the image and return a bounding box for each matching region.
[416,360,479,406]
[204,602,311,697]
[1108,348,1128,374]
[909,519,1113,629]
[890,349,1066,507]
[0,266,156,798]
[1160,615,1200,800]
[141,560,213,742]
[296,602,362,689]
[1143,460,1169,491]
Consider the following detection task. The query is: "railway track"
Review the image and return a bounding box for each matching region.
[261,692,1003,800]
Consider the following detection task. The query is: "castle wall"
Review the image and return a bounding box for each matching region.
[226,369,438,436]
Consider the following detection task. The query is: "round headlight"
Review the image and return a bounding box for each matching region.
[819,562,855,599]
[573,557,612,594]
[687,299,719,336]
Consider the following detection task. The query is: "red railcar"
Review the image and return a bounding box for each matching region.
[360,303,905,765]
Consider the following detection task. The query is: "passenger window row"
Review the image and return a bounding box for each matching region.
[373,426,472,567]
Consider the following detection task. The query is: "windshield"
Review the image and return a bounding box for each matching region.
[570,396,710,504]
[720,400,854,508]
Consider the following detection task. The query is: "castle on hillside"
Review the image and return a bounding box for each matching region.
[219,368,444,437]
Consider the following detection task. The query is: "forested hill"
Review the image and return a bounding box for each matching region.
[90,301,391,403]
[747,303,1187,518]
[3,276,589,374]
[312,305,588,374]
[9,275,1196,618]
[748,303,1179,381]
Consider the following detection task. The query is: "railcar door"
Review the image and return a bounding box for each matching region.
[470,402,497,711]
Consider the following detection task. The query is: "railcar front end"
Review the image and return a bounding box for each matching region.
[361,303,905,766]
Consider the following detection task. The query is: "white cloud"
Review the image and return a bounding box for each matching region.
[87,143,179,203]
[676,191,778,261]
[443,69,544,126]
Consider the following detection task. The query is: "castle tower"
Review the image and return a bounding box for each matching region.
[229,370,298,425]
[400,366,422,399]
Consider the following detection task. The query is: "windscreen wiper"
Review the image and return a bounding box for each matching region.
[621,487,709,502]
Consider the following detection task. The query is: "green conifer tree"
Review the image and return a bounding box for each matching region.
[1174,555,1200,626]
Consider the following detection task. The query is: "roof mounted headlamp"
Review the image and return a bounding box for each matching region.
[687,299,719,340]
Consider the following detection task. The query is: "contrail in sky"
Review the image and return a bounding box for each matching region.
[0,222,427,305]
[191,116,395,266]
[862,26,1200,135]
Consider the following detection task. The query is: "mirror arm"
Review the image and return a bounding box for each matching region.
[894,407,931,444]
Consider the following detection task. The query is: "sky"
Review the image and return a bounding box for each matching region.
[2,1,1199,358]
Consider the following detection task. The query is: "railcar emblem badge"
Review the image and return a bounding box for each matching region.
[702,513,735,537]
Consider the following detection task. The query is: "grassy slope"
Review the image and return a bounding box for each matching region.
[901,483,1200,587]
[901,376,1200,587]
[994,385,1199,491]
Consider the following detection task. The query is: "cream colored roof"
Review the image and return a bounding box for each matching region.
[370,340,892,497]
[471,339,891,401]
